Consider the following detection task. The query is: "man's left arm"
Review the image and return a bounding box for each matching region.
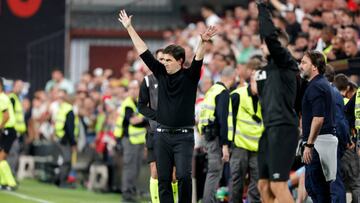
[302,89,325,164]
[215,91,230,162]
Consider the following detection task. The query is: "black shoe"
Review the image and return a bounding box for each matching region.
[0,185,17,191]
[122,196,137,203]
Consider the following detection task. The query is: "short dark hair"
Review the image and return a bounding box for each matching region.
[309,22,324,30]
[324,64,335,82]
[334,73,349,91]
[163,44,185,66]
[155,48,164,56]
[305,50,326,74]
[202,4,215,12]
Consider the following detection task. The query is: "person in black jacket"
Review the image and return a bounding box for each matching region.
[255,1,299,203]
[138,49,179,203]
[118,9,217,203]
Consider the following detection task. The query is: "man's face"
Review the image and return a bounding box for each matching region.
[331,37,343,50]
[52,71,63,82]
[322,12,336,26]
[163,54,182,74]
[128,82,139,99]
[344,28,357,41]
[344,41,357,57]
[300,55,314,80]
[213,54,227,70]
[13,80,23,94]
[156,52,165,64]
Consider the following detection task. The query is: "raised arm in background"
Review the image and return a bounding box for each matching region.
[257,2,296,69]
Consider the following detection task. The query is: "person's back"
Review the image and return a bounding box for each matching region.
[256,2,299,203]
[256,60,298,127]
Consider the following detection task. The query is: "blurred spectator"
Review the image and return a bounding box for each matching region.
[45,69,74,95]
[326,36,347,61]
[201,4,222,26]
[344,39,360,58]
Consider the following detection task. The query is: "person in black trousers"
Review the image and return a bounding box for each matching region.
[255,1,299,203]
[118,9,217,203]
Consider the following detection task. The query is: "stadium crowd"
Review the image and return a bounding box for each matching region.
[2,0,360,202]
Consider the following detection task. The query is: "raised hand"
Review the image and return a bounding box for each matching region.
[200,26,217,42]
[118,9,132,29]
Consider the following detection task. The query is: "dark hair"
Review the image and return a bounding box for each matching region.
[310,9,322,17]
[333,73,349,91]
[276,28,290,46]
[324,64,335,82]
[297,32,310,40]
[155,48,164,56]
[163,44,185,66]
[309,22,324,30]
[345,39,357,46]
[0,77,3,89]
[202,4,215,12]
[304,50,326,74]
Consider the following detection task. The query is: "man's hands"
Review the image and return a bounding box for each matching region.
[222,145,230,162]
[118,9,133,29]
[302,146,313,164]
[130,115,144,125]
[200,26,218,42]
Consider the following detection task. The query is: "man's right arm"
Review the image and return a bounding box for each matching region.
[118,10,163,76]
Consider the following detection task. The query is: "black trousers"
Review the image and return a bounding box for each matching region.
[154,132,194,203]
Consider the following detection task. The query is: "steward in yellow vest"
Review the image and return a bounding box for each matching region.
[54,89,77,187]
[9,80,26,135]
[197,67,235,203]
[229,67,263,203]
[114,80,146,201]
[0,78,17,189]
[113,97,146,144]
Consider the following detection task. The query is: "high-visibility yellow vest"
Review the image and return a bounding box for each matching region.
[55,102,78,138]
[8,93,26,133]
[198,83,233,138]
[230,86,264,151]
[0,92,15,128]
[355,89,360,131]
[344,97,349,105]
[114,97,146,145]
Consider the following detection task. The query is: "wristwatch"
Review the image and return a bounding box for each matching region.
[304,143,314,148]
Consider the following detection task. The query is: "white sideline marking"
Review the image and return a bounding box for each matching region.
[0,190,54,203]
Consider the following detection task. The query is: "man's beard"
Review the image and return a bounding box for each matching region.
[300,71,309,80]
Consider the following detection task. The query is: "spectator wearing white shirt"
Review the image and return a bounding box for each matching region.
[201,4,222,26]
